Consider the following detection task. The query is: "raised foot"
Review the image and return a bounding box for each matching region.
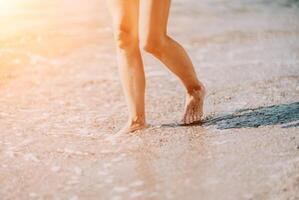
[181,86,206,125]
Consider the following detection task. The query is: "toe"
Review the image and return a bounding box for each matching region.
[195,113,201,122]
[190,108,196,124]
[192,107,201,123]
[187,107,194,124]
[181,111,188,125]
[184,110,190,124]
[188,105,195,121]
[198,107,203,119]
[182,104,191,124]
[181,107,187,123]
[196,108,202,121]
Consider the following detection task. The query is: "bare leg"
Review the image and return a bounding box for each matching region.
[107,0,147,133]
[139,0,206,124]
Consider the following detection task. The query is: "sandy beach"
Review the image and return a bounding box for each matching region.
[0,0,299,199]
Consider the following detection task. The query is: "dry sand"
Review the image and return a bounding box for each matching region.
[0,0,299,199]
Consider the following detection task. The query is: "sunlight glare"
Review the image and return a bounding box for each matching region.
[0,0,20,15]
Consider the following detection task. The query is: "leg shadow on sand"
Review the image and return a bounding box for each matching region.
[162,102,299,130]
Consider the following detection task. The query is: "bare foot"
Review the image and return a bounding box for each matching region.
[181,85,206,125]
[105,120,147,144]
[117,119,148,135]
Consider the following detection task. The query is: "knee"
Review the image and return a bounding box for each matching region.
[141,35,166,57]
[114,27,138,49]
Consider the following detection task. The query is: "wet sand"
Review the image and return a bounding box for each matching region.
[0,0,299,199]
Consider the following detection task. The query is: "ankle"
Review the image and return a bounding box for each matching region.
[186,83,205,96]
[128,115,146,126]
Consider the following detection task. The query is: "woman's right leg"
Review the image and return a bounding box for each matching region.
[139,0,205,124]
[107,0,147,134]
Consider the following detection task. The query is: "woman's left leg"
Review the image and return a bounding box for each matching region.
[107,0,147,134]
[139,0,206,124]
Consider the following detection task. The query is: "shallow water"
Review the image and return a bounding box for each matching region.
[0,0,299,199]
